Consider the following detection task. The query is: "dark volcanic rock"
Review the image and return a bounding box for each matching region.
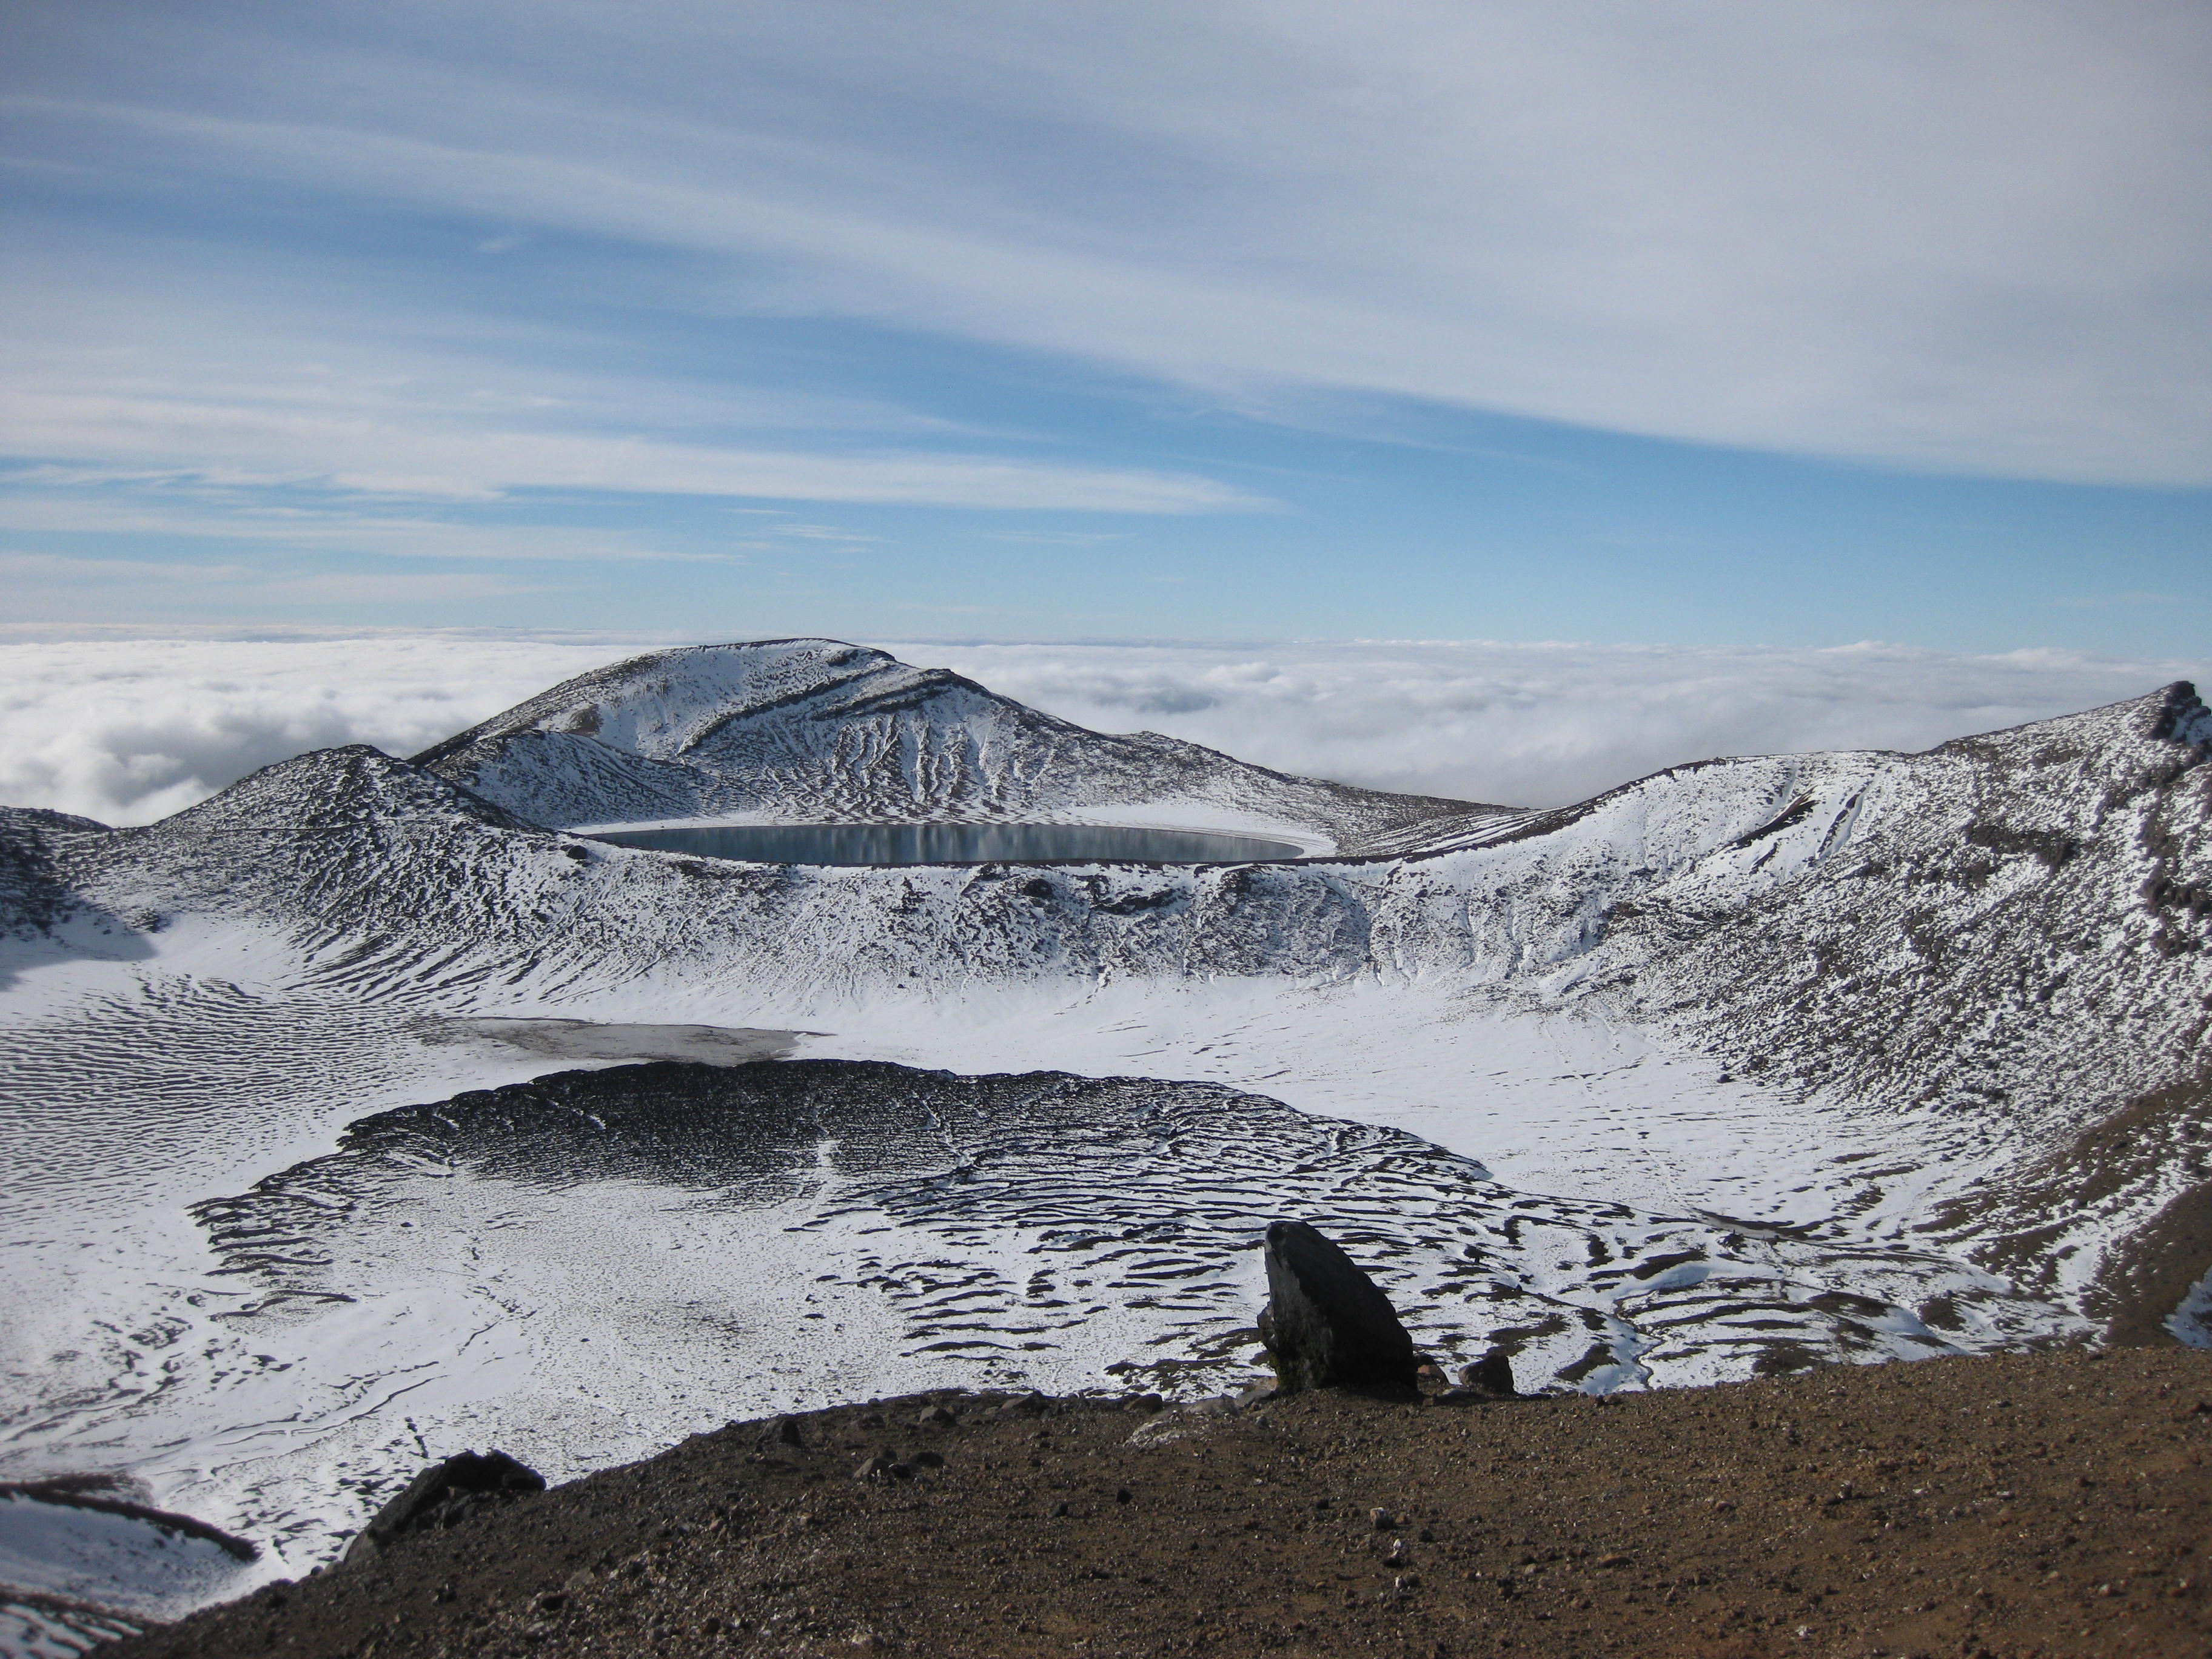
[1458,1347,1520,1398]
[93,1353,2212,1659]
[1256,1219,1418,1393]
[343,1451,545,1563]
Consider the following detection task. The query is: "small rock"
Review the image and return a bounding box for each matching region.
[1128,1410,1218,1450]
[1370,1507,1396,1530]
[915,1406,957,1428]
[1047,1499,1070,1517]
[1456,1347,1520,1398]
[758,1415,806,1451]
[853,1449,911,1483]
[995,1391,1050,1419]
[343,1450,545,1563]
[1255,1220,1419,1394]
[1116,1487,1133,1504]
[909,1450,945,1470]
[1234,1380,1279,1410]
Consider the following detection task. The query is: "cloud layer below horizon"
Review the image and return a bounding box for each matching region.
[4,634,2200,826]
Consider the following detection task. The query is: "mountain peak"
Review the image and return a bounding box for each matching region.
[411,640,1486,848]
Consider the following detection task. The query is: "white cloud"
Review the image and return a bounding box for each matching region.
[0,250,1266,514]
[10,2,2210,482]
[0,635,655,825]
[872,637,2212,808]
[0,552,555,619]
[0,495,743,563]
[0,377,1262,513]
[2,632,2200,825]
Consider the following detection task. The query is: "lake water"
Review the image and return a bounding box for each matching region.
[591,822,1306,866]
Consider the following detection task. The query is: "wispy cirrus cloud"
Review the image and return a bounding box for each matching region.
[0,494,743,563]
[0,552,555,619]
[0,376,1261,513]
[11,2,2211,484]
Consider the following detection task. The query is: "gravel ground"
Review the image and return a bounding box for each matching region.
[101,1348,2212,1658]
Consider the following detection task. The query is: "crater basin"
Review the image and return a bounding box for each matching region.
[589,822,1307,866]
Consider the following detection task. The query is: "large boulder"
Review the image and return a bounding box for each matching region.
[1255,1220,1419,1393]
[343,1450,545,1562]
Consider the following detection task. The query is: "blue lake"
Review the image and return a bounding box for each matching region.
[591,822,1307,866]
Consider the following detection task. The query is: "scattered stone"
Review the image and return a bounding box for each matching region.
[343,1450,545,1563]
[1255,1220,1418,1394]
[853,1450,911,1483]
[915,1405,957,1428]
[995,1391,1050,1419]
[910,1450,945,1470]
[1457,1347,1520,1398]
[1370,1507,1396,1530]
[1047,1500,1070,1518]
[1126,1406,1233,1452]
[1234,1380,1279,1411]
[757,1415,806,1451]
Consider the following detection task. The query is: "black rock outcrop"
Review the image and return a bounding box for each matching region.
[1459,1347,1520,1398]
[1256,1219,1419,1393]
[343,1450,545,1563]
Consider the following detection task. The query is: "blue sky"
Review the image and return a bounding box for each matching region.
[4,1,2208,653]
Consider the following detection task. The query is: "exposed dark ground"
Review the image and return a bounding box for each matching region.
[102,1349,2212,1659]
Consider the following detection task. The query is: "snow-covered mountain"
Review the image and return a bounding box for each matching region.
[411,638,1489,851]
[2,646,2208,1637]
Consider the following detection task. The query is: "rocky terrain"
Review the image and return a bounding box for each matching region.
[98,1347,2212,1659]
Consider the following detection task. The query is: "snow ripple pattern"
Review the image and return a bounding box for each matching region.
[199,1059,2068,1409]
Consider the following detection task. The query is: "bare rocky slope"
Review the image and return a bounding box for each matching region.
[98,1348,2212,1659]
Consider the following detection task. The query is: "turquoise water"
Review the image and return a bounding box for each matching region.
[591,822,1305,866]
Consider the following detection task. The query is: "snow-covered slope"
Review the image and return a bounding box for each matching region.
[409,638,1490,852]
[2,655,2208,1637]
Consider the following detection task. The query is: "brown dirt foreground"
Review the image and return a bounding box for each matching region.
[103,1349,2212,1659]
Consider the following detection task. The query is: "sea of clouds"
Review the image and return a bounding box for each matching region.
[1,631,2203,825]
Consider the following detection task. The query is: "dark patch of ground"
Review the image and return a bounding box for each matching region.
[101,1349,2212,1659]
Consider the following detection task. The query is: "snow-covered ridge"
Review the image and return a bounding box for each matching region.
[13,673,2205,1278]
[409,638,1493,853]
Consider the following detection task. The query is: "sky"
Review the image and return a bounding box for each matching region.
[2,1,2208,653]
